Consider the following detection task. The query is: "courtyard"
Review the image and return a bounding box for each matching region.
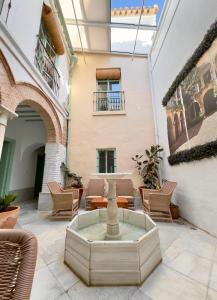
[1,0,217,299]
[15,200,217,300]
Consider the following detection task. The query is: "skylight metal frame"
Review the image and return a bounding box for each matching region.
[65,19,157,31]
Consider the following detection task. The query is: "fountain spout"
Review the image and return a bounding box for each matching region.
[92,173,131,240]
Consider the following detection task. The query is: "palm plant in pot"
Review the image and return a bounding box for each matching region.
[132,145,163,199]
[0,193,20,229]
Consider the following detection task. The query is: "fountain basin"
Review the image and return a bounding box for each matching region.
[64,209,162,286]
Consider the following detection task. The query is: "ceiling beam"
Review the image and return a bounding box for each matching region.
[19,115,41,118]
[74,48,148,57]
[65,19,157,31]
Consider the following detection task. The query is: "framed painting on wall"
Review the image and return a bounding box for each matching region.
[163,20,217,165]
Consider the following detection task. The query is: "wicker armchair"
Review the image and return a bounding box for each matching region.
[85,179,105,210]
[116,179,136,210]
[142,181,177,222]
[0,229,37,300]
[47,182,79,219]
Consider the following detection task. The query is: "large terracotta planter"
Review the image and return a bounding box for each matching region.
[0,206,20,229]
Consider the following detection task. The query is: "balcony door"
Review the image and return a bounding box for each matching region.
[97,80,120,111]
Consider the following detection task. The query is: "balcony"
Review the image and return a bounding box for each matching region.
[35,38,60,96]
[93,91,125,113]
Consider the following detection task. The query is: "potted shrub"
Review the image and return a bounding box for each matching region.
[61,163,84,202]
[0,193,20,229]
[132,145,163,199]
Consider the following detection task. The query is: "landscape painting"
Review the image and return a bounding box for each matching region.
[166,38,217,155]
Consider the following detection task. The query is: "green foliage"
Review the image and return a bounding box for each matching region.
[132,145,163,189]
[61,162,83,188]
[0,194,16,212]
[168,140,217,165]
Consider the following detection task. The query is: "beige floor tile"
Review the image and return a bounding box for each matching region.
[31,266,64,300]
[210,263,217,292]
[48,261,80,291]
[163,247,212,285]
[213,248,217,262]
[140,264,207,300]
[67,280,137,300]
[130,289,152,299]
[55,293,71,300]
[35,254,46,271]
[207,288,217,300]
[172,230,216,260]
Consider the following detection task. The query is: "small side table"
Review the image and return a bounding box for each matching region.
[90,197,128,210]
[117,197,128,209]
[91,197,108,210]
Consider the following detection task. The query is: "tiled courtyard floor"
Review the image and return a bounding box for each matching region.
[16,200,217,300]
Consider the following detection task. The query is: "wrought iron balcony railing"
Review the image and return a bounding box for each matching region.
[93,91,125,112]
[35,38,60,96]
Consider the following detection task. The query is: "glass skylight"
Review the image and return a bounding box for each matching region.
[59,0,164,56]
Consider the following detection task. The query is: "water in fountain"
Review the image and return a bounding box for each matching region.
[75,221,147,241]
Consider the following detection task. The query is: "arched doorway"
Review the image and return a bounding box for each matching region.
[0,103,47,202]
[0,51,66,210]
[174,113,180,140]
[180,111,185,133]
[34,146,45,198]
[203,89,217,115]
[167,116,175,148]
[190,101,201,120]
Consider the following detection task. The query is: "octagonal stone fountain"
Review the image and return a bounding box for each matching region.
[64,173,162,286]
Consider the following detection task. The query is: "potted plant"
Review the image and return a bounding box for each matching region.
[132,145,163,199]
[0,193,20,229]
[61,163,84,202]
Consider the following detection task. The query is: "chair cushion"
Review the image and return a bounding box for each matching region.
[86,196,102,199]
[118,196,134,199]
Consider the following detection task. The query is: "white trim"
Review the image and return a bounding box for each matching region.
[149,0,181,71]
[0,19,68,118]
[74,49,149,58]
[147,56,159,144]
[92,111,126,116]
[0,104,18,119]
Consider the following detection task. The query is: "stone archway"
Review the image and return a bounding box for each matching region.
[174,113,180,140]
[180,111,185,133]
[0,50,66,210]
[0,50,62,143]
[189,101,201,120]
[167,116,175,148]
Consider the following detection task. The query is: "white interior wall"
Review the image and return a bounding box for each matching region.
[5,118,46,192]
[0,0,70,107]
[150,0,217,236]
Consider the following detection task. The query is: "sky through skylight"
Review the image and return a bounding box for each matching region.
[111,0,165,24]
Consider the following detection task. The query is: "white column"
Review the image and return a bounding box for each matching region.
[38,142,66,211]
[0,113,7,158]
[0,106,17,158]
